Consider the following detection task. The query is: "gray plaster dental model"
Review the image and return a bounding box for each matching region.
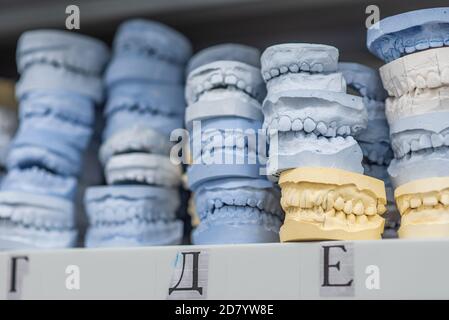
[187,43,261,74]
[260,44,367,177]
[16,30,109,103]
[339,62,399,238]
[84,185,183,247]
[367,7,449,63]
[105,19,192,86]
[104,153,183,187]
[0,191,76,250]
[192,178,283,244]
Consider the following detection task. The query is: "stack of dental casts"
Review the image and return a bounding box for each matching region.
[0,30,109,249]
[84,19,190,247]
[185,44,284,244]
[0,79,18,180]
[261,43,387,241]
[339,63,399,238]
[368,7,449,238]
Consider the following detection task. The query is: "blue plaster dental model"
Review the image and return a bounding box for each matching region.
[16,30,109,103]
[0,191,76,249]
[85,19,190,247]
[105,19,192,86]
[339,62,399,238]
[367,7,449,63]
[84,185,183,247]
[185,44,284,244]
[261,44,367,177]
[105,153,182,187]
[187,43,261,74]
[371,8,449,238]
[192,178,283,244]
[0,29,109,250]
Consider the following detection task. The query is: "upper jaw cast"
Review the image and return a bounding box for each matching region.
[261,43,367,176]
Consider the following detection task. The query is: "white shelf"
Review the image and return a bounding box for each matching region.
[1,239,448,299]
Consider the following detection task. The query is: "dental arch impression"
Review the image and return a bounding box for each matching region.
[261,43,387,241]
[369,7,449,238]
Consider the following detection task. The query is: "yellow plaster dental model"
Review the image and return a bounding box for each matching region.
[279,167,387,241]
[395,177,449,238]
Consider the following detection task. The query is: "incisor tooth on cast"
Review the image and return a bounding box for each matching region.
[334,197,345,210]
[423,196,438,207]
[343,200,353,214]
[353,201,364,215]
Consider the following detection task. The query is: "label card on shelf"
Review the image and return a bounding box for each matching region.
[167,249,209,300]
[6,255,30,300]
[320,242,354,297]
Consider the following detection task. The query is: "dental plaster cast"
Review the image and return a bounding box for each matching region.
[16,30,109,103]
[192,178,283,244]
[185,60,266,106]
[395,177,449,238]
[0,79,17,166]
[339,62,399,237]
[260,44,367,177]
[105,19,192,86]
[2,168,77,200]
[379,48,449,187]
[187,43,261,74]
[279,167,386,241]
[105,153,182,187]
[84,185,183,247]
[367,7,449,63]
[102,80,185,140]
[0,191,76,249]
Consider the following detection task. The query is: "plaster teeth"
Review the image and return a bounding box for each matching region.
[263,72,270,81]
[411,140,420,152]
[415,41,429,51]
[289,64,299,72]
[416,75,426,89]
[291,119,303,131]
[419,135,432,149]
[423,196,438,207]
[225,75,237,85]
[353,201,364,215]
[279,66,289,74]
[410,197,422,208]
[336,211,345,220]
[237,80,246,89]
[365,206,376,216]
[300,62,310,71]
[427,72,442,88]
[377,204,386,214]
[316,122,327,135]
[334,197,345,211]
[270,68,280,78]
[204,81,212,90]
[441,194,449,206]
[303,118,316,133]
[343,200,353,214]
[278,116,292,131]
[431,134,444,148]
[311,63,323,73]
[210,74,223,85]
[347,213,356,224]
[357,215,368,224]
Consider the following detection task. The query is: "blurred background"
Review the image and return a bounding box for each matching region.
[0,0,448,78]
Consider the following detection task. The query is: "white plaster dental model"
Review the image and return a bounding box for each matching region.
[370,7,449,238]
[279,167,386,241]
[105,153,183,187]
[261,43,367,177]
[84,185,183,247]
